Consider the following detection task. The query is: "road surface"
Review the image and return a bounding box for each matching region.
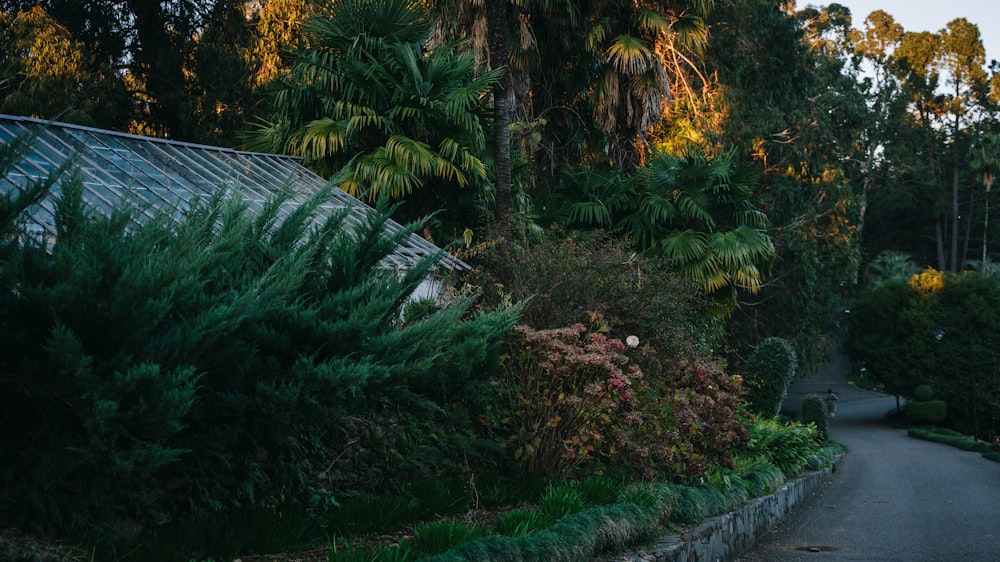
[739,351,1000,561]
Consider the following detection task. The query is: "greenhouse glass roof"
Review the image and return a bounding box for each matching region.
[0,114,467,271]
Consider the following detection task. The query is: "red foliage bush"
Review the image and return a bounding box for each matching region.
[491,324,750,480]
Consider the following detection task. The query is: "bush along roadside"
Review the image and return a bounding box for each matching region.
[2,420,840,562]
[352,420,840,562]
[907,427,1000,462]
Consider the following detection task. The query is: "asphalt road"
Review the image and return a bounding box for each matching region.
[739,352,1000,561]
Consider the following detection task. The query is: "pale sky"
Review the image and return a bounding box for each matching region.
[808,1,999,66]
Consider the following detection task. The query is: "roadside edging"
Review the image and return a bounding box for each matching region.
[610,454,843,562]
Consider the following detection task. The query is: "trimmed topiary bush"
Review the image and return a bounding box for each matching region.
[742,337,798,418]
[913,384,935,402]
[903,400,948,425]
[801,394,829,442]
[904,384,946,425]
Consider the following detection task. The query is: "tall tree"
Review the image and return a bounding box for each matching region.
[938,18,988,271]
[0,5,130,127]
[706,0,863,364]
[0,0,310,143]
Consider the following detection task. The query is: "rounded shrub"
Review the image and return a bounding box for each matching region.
[801,394,828,442]
[913,385,935,402]
[742,337,798,418]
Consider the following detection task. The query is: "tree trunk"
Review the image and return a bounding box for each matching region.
[962,184,975,271]
[951,162,960,272]
[984,183,991,267]
[936,217,947,271]
[486,1,512,238]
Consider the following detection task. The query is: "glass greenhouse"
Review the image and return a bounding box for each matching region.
[0,114,468,273]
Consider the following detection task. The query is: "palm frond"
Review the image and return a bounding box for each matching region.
[606,34,654,75]
[584,17,611,53]
[671,13,709,53]
[660,229,710,263]
[352,148,423,199]
[633,8,671,36]
[638,192,678,225]
[383,134,437,177]
[568,200,612,226]
[676,192,715,229]
[298,117,349,159]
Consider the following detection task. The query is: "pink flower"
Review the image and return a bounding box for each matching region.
[607,375,629,391]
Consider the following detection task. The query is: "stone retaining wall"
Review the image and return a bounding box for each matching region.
[611,456,842,562]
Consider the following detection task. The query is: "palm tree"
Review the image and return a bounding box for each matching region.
[246,0,501,217]
[536,147,774,300]
[866,250,921,285]
[638,148,774,298]
[585,1,713,170]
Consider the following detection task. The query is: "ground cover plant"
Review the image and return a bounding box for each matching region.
[906,427,996,456]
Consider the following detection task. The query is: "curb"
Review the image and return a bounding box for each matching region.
[610,455,843,562]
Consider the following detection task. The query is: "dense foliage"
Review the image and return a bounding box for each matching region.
[6,0,1000,555]
[844,269,1000,439]
[0,151,519,533]
[247,0,500,233]
[467,229,714,360]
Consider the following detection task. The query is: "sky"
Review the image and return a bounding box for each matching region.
[808,0,999,65]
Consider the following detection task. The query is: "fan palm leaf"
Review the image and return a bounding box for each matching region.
[633,9,671,36]
[605,34,654,75]
[660,229,710,263]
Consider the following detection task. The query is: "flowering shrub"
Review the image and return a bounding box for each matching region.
[656,358,752,478]
[492,325,750,480]
[495,324,641,476]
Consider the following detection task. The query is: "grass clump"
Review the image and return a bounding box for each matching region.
[412,521,493,557]
[494,508,552,537]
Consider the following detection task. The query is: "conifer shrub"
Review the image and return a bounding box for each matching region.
[801,394,829,442]
[741,337,798,418]
[0,149,520,536]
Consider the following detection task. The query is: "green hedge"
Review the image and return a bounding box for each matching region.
[907,428,991,453]
[903,400,947,425]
